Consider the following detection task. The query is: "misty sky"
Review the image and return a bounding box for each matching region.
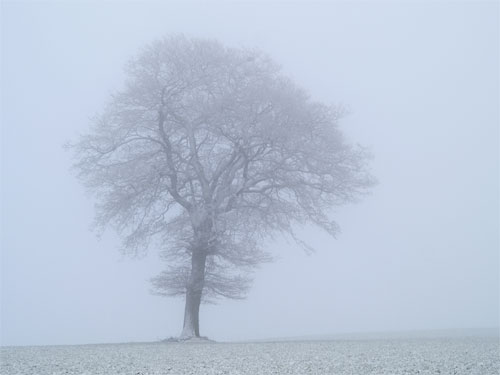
[1,1,498,346]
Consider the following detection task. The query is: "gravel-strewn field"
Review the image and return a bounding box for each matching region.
[1,337,498,374]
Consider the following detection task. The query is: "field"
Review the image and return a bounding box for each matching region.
[1,336,498,374]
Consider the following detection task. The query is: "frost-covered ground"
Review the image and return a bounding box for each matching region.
[1,337,498,374]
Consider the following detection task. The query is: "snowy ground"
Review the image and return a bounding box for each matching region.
[1,337,498,374]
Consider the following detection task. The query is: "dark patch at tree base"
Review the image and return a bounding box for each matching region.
[160,336,215,343]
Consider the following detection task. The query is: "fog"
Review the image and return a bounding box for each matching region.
[1,1,498,346]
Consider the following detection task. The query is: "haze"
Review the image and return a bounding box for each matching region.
[1,1,498,346]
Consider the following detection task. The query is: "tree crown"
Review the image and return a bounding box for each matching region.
[70,35,375,301]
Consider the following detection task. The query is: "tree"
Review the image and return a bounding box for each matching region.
[70,35,374,339]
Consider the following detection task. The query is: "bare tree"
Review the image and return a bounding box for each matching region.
[70,35,374,339]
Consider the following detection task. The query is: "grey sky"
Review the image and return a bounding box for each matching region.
[1,1,498,346]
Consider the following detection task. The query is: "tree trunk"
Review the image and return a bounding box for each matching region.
[180,250,207,338]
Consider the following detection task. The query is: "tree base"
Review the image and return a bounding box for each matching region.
[160,336,215,343]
